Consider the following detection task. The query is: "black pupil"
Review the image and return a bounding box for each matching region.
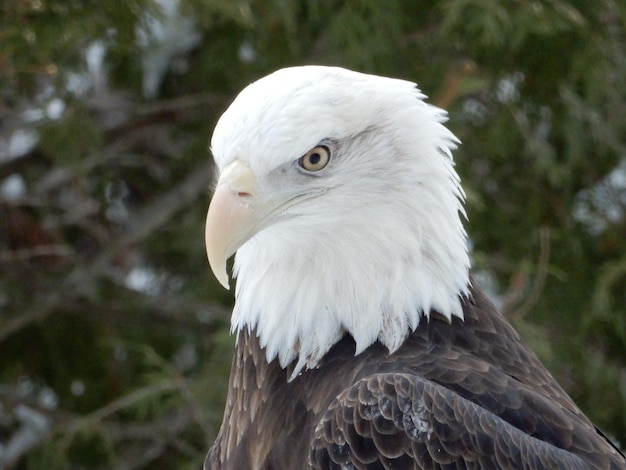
[309,152,321,165]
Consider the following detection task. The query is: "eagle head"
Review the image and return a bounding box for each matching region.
[205,66,470,377]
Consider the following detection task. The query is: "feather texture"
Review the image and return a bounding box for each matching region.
[211,67,470,375]
[206,286,625,469]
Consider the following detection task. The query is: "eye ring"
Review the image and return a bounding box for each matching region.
[298,146,331,172]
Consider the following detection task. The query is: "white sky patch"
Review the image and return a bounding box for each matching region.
[0,174,27,201]
[70,380,86,397]
[496,72,524,104]
[0,129,39,162]
[105,180,130,222]
[21,108,44,122]
[46,98,65,120]
[238,41,257,63]
[574,158,626,235]
[20,97,65,127]
[38,387,58,410]
[86,40,107,93]
[137,0,201,99]
[65,71,90,96]
[0,405,51,466]
[63,41,107,97]
[125,266,164,295]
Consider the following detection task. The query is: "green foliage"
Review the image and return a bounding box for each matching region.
[1,0,625,467]
[39,106,104,170]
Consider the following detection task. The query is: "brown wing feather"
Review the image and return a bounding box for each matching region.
[206,286,626,469]
[310,373,598,469]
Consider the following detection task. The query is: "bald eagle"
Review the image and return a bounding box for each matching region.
[204,66,625,469]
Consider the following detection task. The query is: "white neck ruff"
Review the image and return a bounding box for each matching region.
[231,140,470,379]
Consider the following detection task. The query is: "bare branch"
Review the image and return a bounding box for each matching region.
[0,244,73,263]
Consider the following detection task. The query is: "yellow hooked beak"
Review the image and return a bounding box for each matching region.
[205,160,258,289]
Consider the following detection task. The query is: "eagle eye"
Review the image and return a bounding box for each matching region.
[298,146,330,172]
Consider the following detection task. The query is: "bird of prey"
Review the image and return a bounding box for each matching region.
[203,66,626,469]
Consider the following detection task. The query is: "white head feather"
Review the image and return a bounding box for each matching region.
[210,66,470,378]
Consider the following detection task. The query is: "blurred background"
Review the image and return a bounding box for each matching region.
[1,0,625,468]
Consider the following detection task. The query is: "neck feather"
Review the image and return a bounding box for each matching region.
[231,159,469,379]
[229,97,470,379]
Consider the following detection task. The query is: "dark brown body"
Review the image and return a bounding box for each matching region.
[206,286,626,469]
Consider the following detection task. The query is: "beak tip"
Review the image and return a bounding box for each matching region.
[207,251,231,290]
[217,272,230,290]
